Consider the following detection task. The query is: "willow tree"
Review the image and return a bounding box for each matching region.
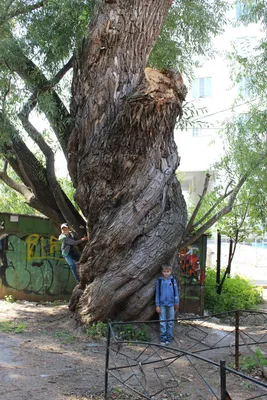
[66,0,188,322]
[0,0,229,322]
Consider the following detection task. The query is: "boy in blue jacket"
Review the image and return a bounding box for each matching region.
[155,265,179,345]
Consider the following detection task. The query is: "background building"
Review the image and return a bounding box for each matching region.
[175,2,267,283]
[175,2,262,205]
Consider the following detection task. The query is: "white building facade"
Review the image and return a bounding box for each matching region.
[175,1,262,205]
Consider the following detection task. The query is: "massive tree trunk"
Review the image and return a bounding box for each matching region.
[68,0,187,323]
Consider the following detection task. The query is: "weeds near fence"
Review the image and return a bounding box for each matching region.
[0,320,26,333]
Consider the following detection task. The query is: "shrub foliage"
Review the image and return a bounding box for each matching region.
[204,268,263,313]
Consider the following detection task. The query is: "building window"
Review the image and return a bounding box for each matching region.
[193,128,202,137]
[236,1,256,21]
[236,1,247,20]
[192,77,212,98]
[237,113,249,132]
[238,77,250,97]
[238,113,248,123]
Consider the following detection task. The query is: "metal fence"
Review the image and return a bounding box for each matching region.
[104,310,267,399]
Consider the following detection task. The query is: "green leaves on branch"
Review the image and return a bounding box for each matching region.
[204,268,263,314]
[149,0,229,79]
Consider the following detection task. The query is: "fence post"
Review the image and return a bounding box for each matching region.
[104,321,111,400]
[235,310,240,371]
[220,360,226,400]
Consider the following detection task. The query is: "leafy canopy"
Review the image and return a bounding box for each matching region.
[0,0,230,217]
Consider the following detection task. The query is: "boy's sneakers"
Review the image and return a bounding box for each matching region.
[160,339,173,346]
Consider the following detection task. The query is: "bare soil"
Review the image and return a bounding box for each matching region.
[0,299,267,400]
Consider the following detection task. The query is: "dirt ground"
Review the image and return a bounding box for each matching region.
[1,299,267,400]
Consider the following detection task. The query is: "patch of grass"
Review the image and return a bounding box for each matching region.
[110,387,134,399]
[0,320,26,334]
[4,294,15,303]
[230,348,267,374]
[118,323,150,342]
[53,330,77,344]
[242,381,254,390]
[240,348,267,373]
[39,300,67,307]
[86,322,108,338]
[85,322,150,342]
[52,300,68,307]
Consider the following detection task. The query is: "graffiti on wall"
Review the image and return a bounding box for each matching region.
[0,233,75,296]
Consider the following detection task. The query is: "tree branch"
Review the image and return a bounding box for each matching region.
[3,30,72,155]
[3,161,8,173]
[1,77,11,112]
[17,56,73,121]
[183,173,211,238]
[51,56,73,86]
[1,111,86,233]
[192,187,235,230]
[1,1,45,24]
[0,169,34,201]
[17,110,85,233]
[181,175,247,248]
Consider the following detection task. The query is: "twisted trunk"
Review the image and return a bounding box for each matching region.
[68,0,187,322]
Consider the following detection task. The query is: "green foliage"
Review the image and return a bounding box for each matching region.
[58,176,79,210]
[85,322,150,341]
[0,184,39,215]
[216,106,267,235]
[177,102,209,131]
[235,348,267,374]
[181,1,267,247]
[216,184,264,245]
[4,294,15,303]
[1,0,96,71]
[204,268,263,313]
[149,0,229,80]
[211,0,267,238]
[86,322,108,338]
[0,320,26,334]
[0,0,231,223]
[53,330,77,344]
[110,387,130,399]
[118,324,150,342]
[0,159,43,215]
[51,299,68,307]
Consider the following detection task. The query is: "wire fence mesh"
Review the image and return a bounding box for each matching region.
[104,310,267,399]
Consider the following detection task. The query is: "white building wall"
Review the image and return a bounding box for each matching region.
[175,3,262,202]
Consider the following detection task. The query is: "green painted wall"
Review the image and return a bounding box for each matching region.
[0,213,76,301]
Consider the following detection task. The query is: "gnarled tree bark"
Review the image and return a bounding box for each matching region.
[68,0,187,323]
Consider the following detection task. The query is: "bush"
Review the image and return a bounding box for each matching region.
[237,348,267,373]
[118,323,150,342]
[86,322,108,338]
[4,294,15,303]
[204,268,263,314]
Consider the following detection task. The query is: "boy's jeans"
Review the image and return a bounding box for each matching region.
[63,251,80,282]
[159,305,175,342]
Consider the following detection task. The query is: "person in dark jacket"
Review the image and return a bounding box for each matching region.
[155,265,179,345]
[59,223,88,282]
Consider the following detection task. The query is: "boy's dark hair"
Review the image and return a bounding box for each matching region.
[161,265,172,271]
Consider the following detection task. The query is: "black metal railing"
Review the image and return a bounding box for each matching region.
[104,310,267,399]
